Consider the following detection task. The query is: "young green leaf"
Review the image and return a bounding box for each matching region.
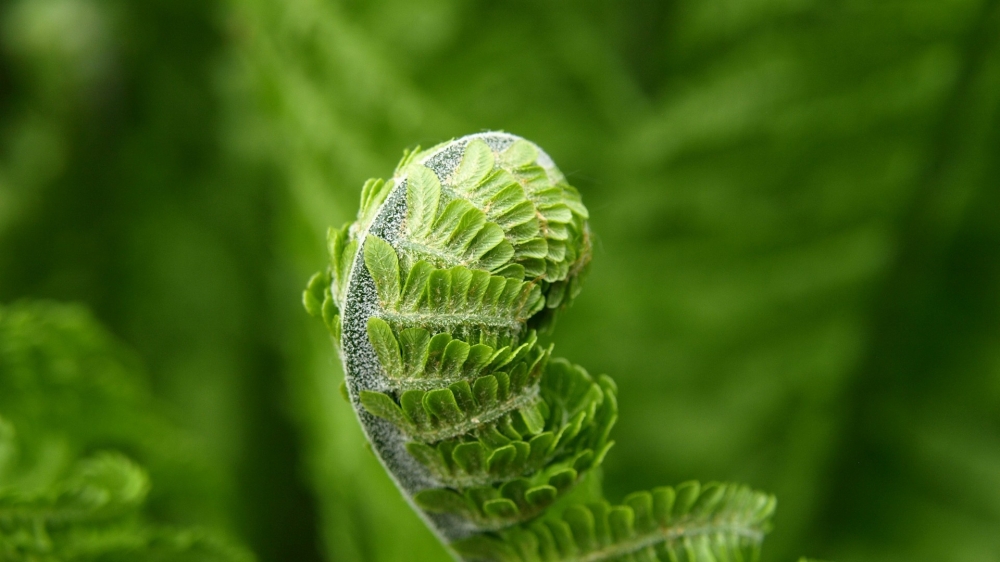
[407,165,442,238]
[451,139,495,191]
[364,235,400,307]
[359,391,407,428]
[367,317,402,378]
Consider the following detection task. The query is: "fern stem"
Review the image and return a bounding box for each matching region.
[379,311,526,334]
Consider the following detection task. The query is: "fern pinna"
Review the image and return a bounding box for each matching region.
[304,132,776,561]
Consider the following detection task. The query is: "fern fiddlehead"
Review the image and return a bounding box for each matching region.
[304,132,776,561]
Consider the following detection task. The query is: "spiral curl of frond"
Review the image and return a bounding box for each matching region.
[304,132,775,561]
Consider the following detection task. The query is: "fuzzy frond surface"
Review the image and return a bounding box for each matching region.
[305,132,775,561]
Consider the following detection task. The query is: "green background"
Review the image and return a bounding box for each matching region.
[2,0,999,560]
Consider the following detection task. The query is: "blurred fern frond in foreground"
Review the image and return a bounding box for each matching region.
[0,302,252,562]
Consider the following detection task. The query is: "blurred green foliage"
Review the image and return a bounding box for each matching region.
[1,1,999,561]
[0,302,252,560]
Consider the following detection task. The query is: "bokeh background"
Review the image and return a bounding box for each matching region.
[2,0,1000,560]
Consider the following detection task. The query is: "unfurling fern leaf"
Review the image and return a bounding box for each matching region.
[304,132,776,561]
[454,481,775,562]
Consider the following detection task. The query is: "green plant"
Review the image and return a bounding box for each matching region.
[0,301,252,561]
[304,132,777,561]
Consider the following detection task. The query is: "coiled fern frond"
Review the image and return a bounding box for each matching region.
[304,132,776,561]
